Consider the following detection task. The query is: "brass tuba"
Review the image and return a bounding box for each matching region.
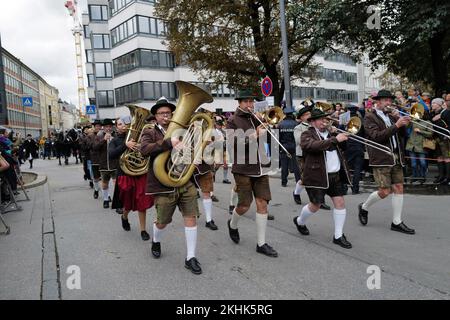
[315,101,333,113]
[120,105,154,176]
[153,81,214,187]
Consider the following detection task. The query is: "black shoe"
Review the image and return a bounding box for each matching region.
[141,230,150,241]
[121,216,130,231]
[440,178,449,185]
[185,257,202,275]
[227,219,240,244]
[211,195,219,202]
[281,183,287,187]
[84,175,88,181]
[151,241,161,258]
[108,196,112,202]
[433,177,444,184]
[293,217,309,235]
[223,179,231,184]
[228,205,235,215]
[256,243,278,257]
[205,220,218,230]
[89,181,94,189]
[320,203,331,210]
[391,222,415,234]
[115,208,123,215]
[267,214,275,220]
[293,192,302,205]
[358,203,368,225]
[93,190,99,199]
[333,234,352,249]
[103,201,109,209]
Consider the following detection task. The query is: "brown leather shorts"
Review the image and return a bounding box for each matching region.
[372,164,404,188]
[195,171,214,193]
[233,174,271,207]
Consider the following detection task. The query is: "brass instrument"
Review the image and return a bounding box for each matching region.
[120,105,155,176]
[386,105,450,139]
[325,116,394,155]
[264,106,285,125]
[153,81,214,187]
[315,101,333,113]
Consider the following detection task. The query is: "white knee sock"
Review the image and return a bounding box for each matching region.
[256,213,268,246]
[102,189,109,201]
[223,168,228,180]
[297,205,314,225]
[362,191,382,210]
[185,226,197,260]
[94,181,99,191]
[203,199,213,222]
[230,188,238,206]
[153,223,165,243]
[333,208,347,239]
[392,194,403,225]
[294,180,303,195]
[230,209,240,229]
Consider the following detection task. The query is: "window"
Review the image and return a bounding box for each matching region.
[138,16,150,34]
[87,74,95,87]
[86,50,93,63]
[98,90,114,107]
[112,15,167,46]
[95,63,112,78]
[92,34,111,49]
[83,25,91,38]
[89,5,108,21]
[113,49,174,76]
[115,81,177,105]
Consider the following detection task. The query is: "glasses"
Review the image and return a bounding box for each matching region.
[156,112,172,116]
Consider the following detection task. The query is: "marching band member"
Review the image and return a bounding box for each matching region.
[293,108,353,249]
[140,97,203,275]
[109,116,154,241]
[358,89,415,234]
[226,89,278,257]
[93,119,117,209]
[194,160,218,230]
[89,119,103,200]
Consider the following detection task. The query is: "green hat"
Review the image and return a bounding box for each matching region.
[235,88,259,101]
[308,108,328,121]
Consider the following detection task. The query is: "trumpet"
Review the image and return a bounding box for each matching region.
[385,105,450,139]
[325,116,394,156]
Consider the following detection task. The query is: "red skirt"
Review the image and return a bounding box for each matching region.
[118,174,154,212]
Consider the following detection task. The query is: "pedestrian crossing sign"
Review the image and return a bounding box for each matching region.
[22,97,33,107]
[86,105,96,115]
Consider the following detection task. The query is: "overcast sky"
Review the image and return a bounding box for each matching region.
[0,0,88,107]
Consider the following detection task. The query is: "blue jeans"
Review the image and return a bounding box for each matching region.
[409,151,427,178]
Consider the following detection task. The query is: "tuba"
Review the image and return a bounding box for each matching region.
[153,81,214,187]
[264,106,285,125]
[120,105,154,176]
[315,101,333,113]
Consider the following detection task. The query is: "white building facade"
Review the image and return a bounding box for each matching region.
[82,0,377,118]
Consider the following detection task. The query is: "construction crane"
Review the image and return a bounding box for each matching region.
[65,0,86,117]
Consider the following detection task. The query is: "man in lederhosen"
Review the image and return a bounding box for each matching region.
[89,119,103,199]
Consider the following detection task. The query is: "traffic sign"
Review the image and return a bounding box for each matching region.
[86,105,96,115]
[22,97,33,107]
[261,76,273,97]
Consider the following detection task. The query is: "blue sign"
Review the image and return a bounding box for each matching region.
[86,105,96,115]
[261,76,273,97]
[22,97,33,107]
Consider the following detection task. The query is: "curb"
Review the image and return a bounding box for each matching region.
[22,172,48,189]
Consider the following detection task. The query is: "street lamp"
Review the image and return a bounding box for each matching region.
[279,0,292,109]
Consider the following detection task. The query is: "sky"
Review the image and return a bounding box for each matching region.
[0,0,88,107]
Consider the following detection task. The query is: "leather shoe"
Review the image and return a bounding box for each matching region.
[293,192,302,205]
[93,190,99,199]
[228,205,235,215]
[185,257,202,275]
[103,201,109,209]
[205,220,218,230]
[227,219,240,243]
[256,243,278,257]
[358,203,368,225]
[320,203,331,210]
[223,179,232,184]
[141,230,150,241]
[333,234,352,249]
[391,222,415,234]
[293,217,309,235]
[121,216,130,231]
[211,195,219,202]
[89,181,94,189]
[151,241,161,258]
[267,214,274,220]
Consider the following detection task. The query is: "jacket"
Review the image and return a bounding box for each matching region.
[294,122,309,157]
[300,127,351,189]
[277,116,297,154]
[108,133,127,176]
[405,122,433,153]
[363,111,406,167]
[92,131,118,171]
[226,107,269,176]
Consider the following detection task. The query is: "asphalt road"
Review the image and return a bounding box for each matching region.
[1,159,449,300]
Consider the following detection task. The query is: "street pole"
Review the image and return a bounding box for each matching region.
[89,31,100,120]
[279,0,292,109]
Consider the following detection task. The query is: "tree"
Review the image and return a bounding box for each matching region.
[155,0,357,107]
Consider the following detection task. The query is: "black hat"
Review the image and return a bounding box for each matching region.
[102,118,114,126]
[235,88,259,101]
[151,97,176,115]
[296,106,312,119]
[92,119,102,126]
[307,108,328,121]
[373,89,395,100]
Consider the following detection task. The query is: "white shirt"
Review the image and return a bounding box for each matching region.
[317,129,341,174]
[375,109,397,149]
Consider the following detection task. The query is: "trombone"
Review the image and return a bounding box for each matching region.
[386,104,450,139]
[249,109,293,158]
[325,116,394,156]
